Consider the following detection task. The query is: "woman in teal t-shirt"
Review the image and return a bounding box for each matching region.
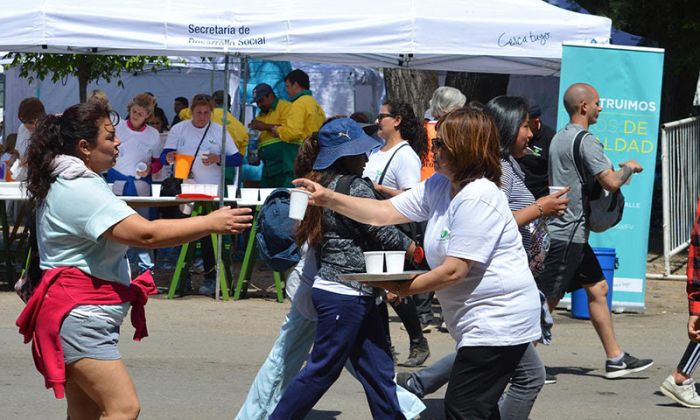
[23,102,253,420]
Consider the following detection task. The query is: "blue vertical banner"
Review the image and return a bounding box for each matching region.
[558,43,664,312]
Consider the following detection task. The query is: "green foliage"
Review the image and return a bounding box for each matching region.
[5,53,170,101]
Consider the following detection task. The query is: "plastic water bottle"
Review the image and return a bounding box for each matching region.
[247,128,260,166]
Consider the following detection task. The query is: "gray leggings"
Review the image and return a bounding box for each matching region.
[409,343,545,420]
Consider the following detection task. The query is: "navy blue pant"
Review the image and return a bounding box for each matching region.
[270,288,405,420]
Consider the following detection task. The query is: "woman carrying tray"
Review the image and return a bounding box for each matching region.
[269,118,416,419]
[293,107,542,419]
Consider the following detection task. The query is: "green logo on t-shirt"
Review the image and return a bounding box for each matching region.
[440,228,450,240]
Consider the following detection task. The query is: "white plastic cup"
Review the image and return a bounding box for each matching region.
[240,188,259,203]
[259,188,275,203]
[288,189,311,220]
[227,185,238,199]
[151,184,161,198]
[549,186,568,199]
[384,251,406,274]
[135,162,148,178]
[364,251,385,274]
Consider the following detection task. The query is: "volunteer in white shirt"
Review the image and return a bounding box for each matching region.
[293,107,541,419]
[12,97,46,181]
[108,93,163,275]
[163,93,242,190]
[161,93,243,296]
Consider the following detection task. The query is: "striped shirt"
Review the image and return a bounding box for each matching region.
[500,157,535,251]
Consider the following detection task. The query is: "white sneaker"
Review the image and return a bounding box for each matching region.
[660,375,700,408]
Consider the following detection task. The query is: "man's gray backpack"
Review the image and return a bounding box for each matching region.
[572,130,625,233]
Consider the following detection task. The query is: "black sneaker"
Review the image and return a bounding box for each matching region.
[605,352,654,379]
[544,372,557,384]
[399,337,430,367]
[396,372,423,398]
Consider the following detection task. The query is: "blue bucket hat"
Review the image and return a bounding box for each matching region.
[312,118,382,170]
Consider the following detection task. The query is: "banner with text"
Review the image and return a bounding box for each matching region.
[558,43,664,312]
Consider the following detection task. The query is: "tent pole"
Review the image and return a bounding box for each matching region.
[215,53,230,301]
[239,56,249,122]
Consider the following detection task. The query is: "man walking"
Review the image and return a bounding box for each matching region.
[538,82,653,380]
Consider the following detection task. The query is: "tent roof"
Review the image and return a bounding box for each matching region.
[0,0,611,75]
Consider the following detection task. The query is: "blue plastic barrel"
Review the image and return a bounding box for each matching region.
[571,247,616,320]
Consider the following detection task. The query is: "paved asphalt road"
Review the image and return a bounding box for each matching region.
[1,279,697,419]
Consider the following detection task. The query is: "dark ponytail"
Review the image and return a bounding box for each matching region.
[26,102,113,208]
[384,100,428,163]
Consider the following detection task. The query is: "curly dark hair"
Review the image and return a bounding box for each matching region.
[383,100,428,163]
[26,102,114,208]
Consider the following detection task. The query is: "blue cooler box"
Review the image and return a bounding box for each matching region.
[570,247,616,320]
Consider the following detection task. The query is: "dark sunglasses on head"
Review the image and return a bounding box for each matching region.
[432,137,444,151]
[376,113,396,122]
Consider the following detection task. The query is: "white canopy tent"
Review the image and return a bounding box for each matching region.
[1,0,611,75]
[0,0,611,298]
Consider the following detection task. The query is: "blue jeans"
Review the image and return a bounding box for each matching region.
[269,289,407,420]
[235,303,424,420]
[127,207,153,274]
[409,343,544,420]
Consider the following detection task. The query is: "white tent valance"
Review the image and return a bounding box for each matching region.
[0,0,611,75]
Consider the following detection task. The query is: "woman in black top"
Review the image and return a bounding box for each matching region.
[270,118,414,420]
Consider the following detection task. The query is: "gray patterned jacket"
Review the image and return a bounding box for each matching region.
[316,175,412,295]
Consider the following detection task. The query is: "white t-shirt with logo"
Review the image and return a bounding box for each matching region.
[165,120,239,185]
[363,141,421,190]
[390,174,541,348]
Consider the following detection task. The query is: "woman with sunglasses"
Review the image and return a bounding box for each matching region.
[16,101,252,419]
[366,100,431,367]
[293,107,542,419]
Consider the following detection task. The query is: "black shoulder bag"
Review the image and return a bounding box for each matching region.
[161,122,211,196]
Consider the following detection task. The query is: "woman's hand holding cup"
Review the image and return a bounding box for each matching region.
[293,178,335,208]
[538,187,570,217]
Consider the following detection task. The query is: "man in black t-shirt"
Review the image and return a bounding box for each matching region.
[516,101,556,199]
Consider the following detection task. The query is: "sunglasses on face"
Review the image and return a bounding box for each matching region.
[432,137,444,151]
[376,113,396,122]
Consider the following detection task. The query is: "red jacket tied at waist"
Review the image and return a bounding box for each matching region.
[16,267,157,399]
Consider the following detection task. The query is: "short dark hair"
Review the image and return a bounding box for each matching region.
[175,96,189,106]
[18,97,46,124]
[284,69,310,90]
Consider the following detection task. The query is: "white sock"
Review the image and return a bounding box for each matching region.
[608,352,624,363]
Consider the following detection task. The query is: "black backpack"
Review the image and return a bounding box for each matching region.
[335,175,429,270]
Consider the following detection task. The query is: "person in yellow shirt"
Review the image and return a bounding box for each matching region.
[270,69,325,146]
[212,90,249,154]
[248,83,298,187]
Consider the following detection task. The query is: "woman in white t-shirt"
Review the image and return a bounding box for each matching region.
[365,100,424,192]
[363,100,430,367]
[294,107,541,419]
[108,93,163,275]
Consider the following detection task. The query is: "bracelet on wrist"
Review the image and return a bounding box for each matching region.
[535,202,545,218]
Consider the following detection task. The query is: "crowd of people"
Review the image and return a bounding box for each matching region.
[8,71,699,419]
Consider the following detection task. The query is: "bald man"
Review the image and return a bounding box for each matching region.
[537,83,651,381]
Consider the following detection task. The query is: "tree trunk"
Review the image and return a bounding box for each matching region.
[382,68,438,119]
[77,56,90,103]
[445,72,510,105]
